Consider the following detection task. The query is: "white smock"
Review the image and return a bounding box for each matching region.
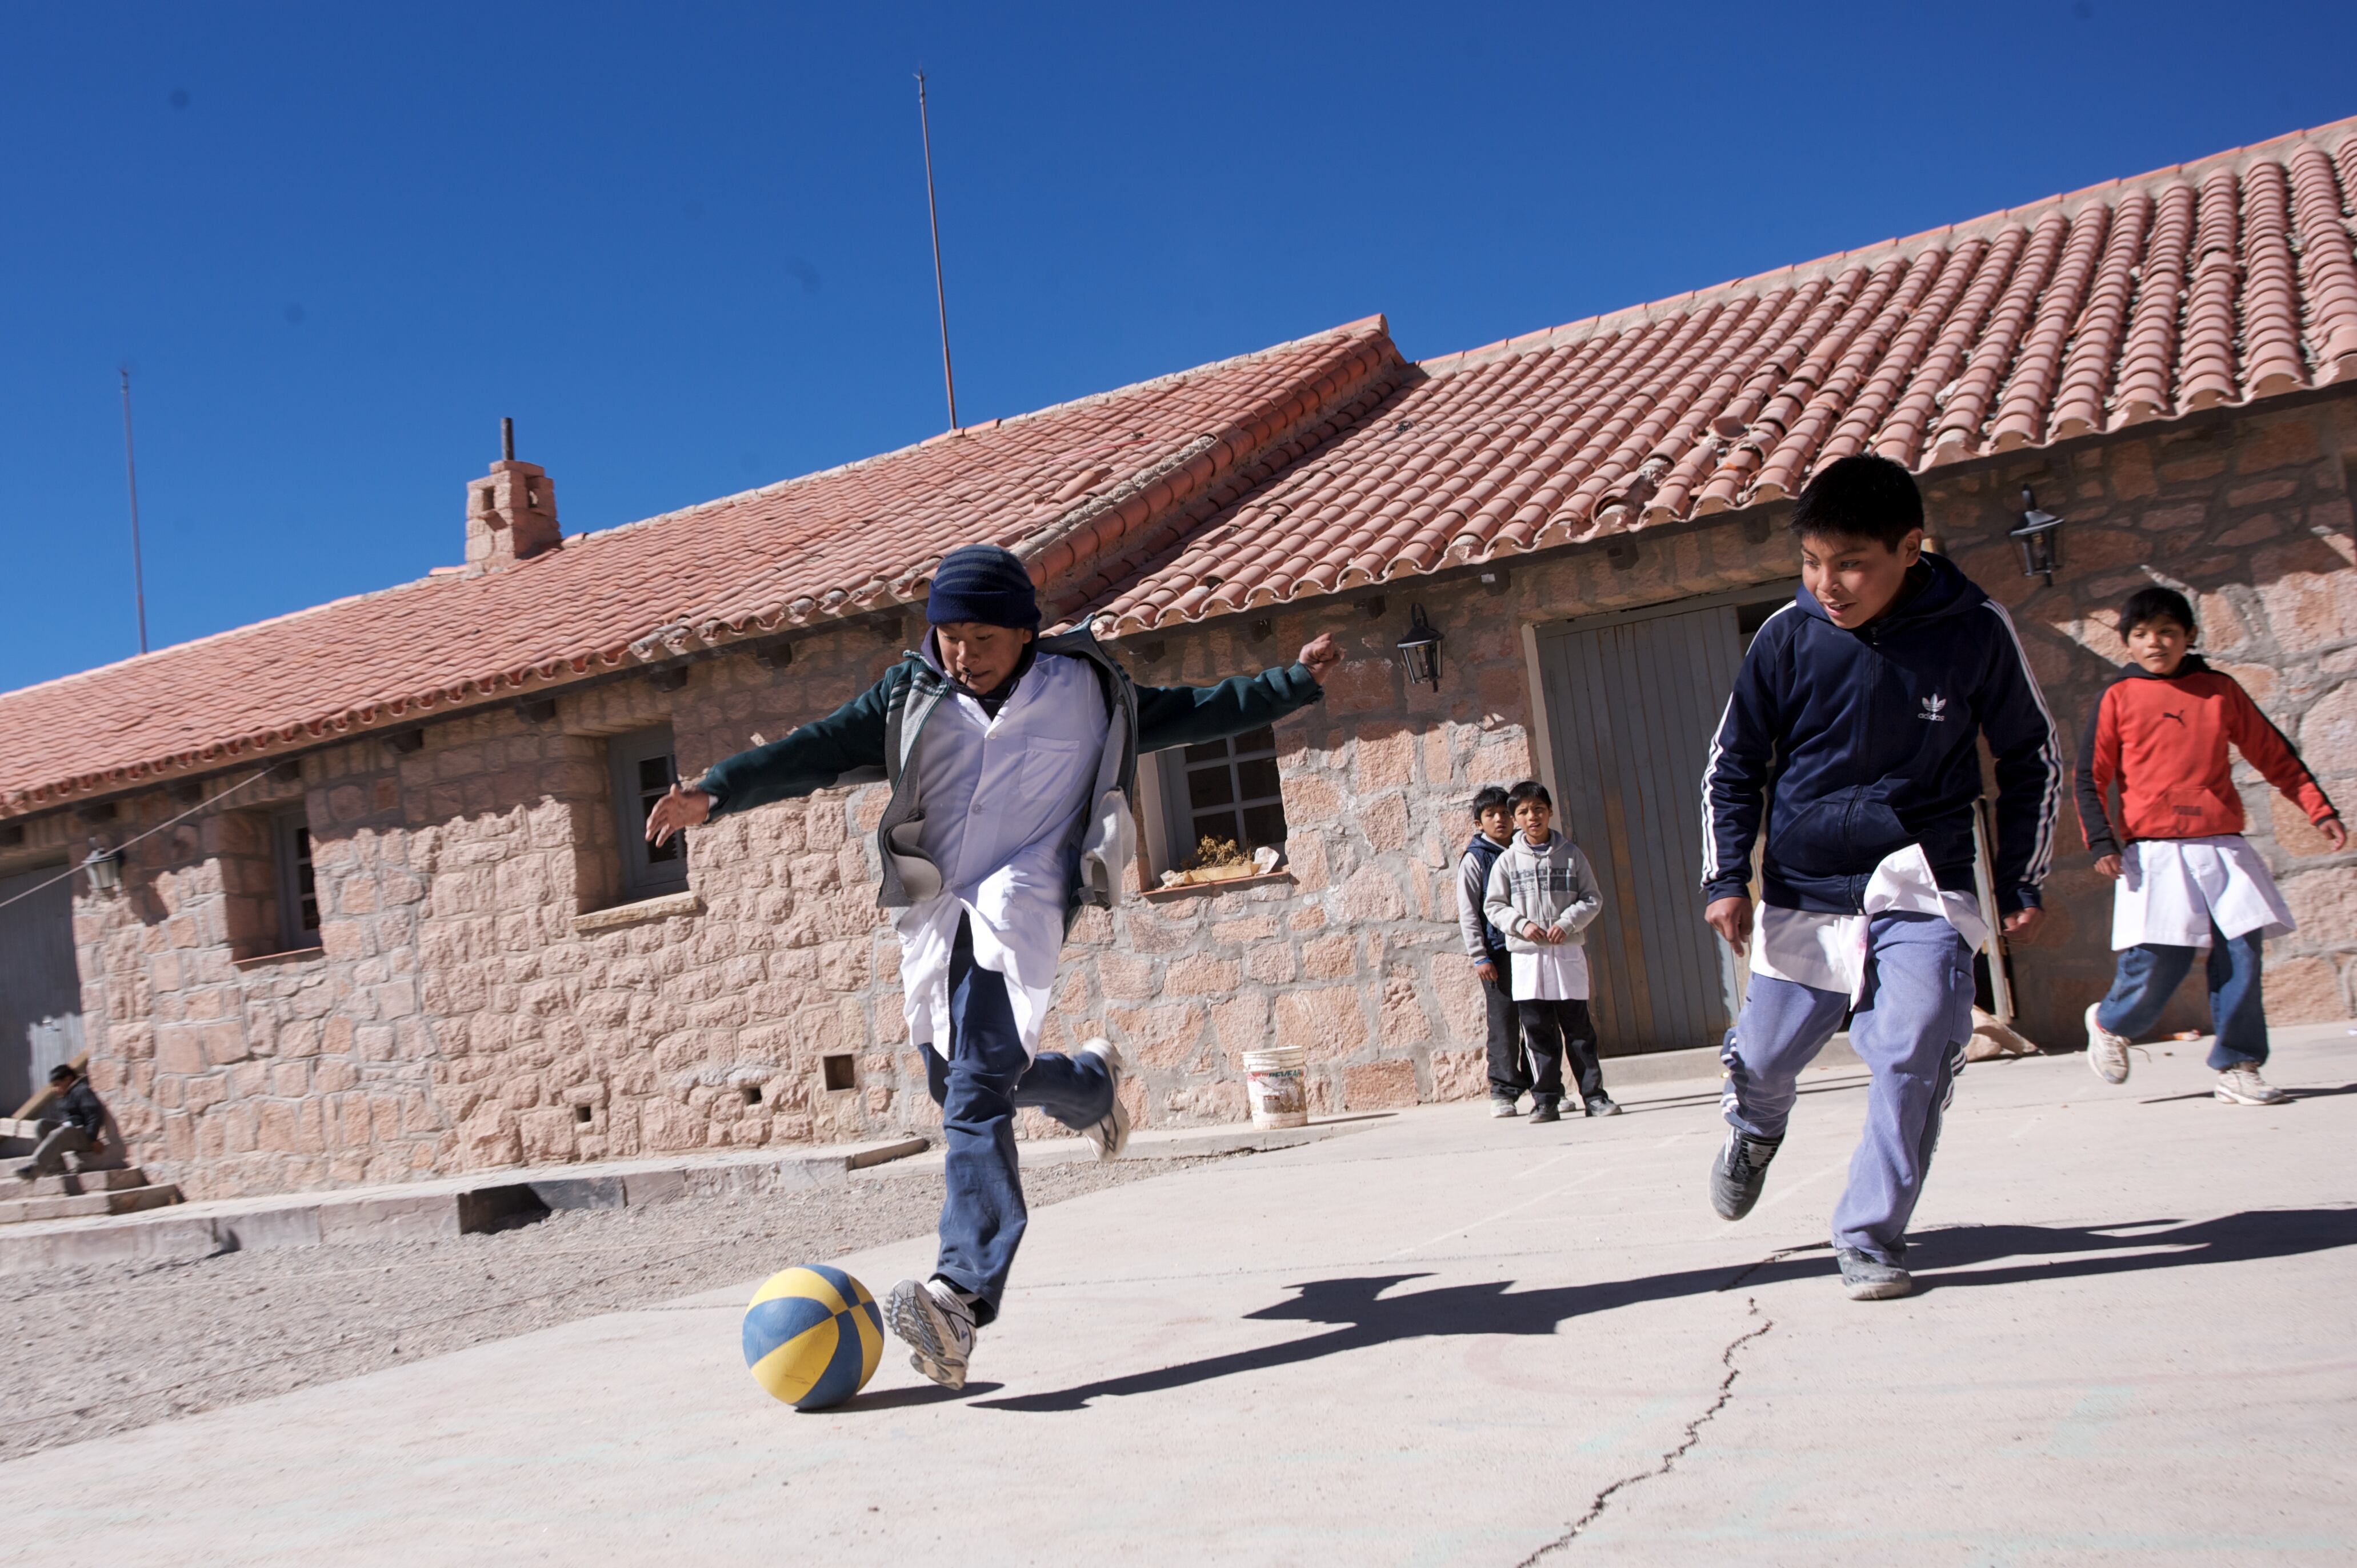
[1511,942,1590,1002]
[895,649,1109,1059]
[2111,834,2294,951]
[1750,844,1990,1003]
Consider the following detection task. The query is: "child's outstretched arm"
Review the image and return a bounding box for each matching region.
[1133,634,1338,753]
[2221,678,2346,848]
[1974,604,2064,923]
[645,669,899,845]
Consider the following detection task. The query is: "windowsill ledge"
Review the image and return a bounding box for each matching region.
[1140,870,1296,903]
[573,890,702,935]
[234,945,326,969]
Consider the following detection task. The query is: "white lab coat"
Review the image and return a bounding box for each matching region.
[2111,835,2294,950]
[894,649,1110,1058]
[1750,843,1990,1003]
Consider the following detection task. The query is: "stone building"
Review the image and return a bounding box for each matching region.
[3,119,2355,1199]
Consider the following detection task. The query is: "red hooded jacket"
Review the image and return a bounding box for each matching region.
[2075,655,2338,856]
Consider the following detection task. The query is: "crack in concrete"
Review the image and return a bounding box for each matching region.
[1514,1294,1775,1563]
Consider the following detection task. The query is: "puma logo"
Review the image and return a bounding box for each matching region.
[1919,693,1947,722]
[2159,710,2187,727]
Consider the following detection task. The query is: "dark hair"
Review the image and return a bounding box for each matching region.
[49,1064,78,1085]
[1507,778,1551,811]
[1790,454,1924,550]
[2117,586,2196,641]
[1469,785,1511,819]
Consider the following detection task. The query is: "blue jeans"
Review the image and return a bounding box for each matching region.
[1720,913,1975,1266]
[2095,923,2267,1070]
[923,915,1114,1325]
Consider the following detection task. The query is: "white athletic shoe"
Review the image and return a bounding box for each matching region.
[1076,1038,1132,1161]
[2214,1065,2289,1105]
[885,1277,976,1391]
[2084,1003,2132,1085]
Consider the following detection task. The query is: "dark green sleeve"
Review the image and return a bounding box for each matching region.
[699,667,900,816]
[1134,663,1324,754]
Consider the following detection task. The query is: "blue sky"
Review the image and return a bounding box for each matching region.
[4,1,2353,691]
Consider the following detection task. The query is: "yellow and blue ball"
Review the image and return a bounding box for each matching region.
[742,1265,885,1410]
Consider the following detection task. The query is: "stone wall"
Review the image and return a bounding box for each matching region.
[43,390,2357,1198]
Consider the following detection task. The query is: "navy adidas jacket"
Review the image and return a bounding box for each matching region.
[1700,553,2061,917]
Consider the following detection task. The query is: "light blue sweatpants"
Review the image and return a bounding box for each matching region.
[1719,911,1976,1265]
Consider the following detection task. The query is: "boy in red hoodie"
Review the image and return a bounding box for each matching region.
[2077,587,2344,1103]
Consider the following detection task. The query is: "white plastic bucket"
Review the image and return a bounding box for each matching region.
[1243,1046,1308,1130]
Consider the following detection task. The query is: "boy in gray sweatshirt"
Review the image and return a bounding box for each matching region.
[1483,779,1618,1122]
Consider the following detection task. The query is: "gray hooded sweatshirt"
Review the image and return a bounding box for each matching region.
[1482,830,1603,953]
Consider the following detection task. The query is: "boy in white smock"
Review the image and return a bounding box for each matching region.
[647,545,1337,1389]
[1483,779,1618,1122]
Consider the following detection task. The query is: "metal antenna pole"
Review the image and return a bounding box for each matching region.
[119,367,150,654]
[915,71,958,431]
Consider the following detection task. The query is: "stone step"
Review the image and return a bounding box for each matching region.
[0,1183,182,1226]
[10,1167,154,1198]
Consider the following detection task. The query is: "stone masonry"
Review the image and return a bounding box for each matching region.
[31,390,2357,1198]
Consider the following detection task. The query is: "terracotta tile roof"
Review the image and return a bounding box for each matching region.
[0,319,1403,818]
[1090,118,2357,635]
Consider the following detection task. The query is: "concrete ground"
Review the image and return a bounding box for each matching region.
[3,1023,2351,1566]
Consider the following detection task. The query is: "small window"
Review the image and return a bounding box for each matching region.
[1162,726,1287,867]
[271,808,320,950]
[608,725,689,901]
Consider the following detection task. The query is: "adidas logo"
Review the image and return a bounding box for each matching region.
[1919,693,1947,722]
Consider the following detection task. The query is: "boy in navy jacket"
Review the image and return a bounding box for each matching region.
[1699,455,2059,1301]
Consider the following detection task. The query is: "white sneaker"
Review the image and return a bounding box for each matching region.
[2214,1065,2289,1105]
[1076,1038,1132,1161]
[885,1277,976,1391]
[2084,1003,2132,1085]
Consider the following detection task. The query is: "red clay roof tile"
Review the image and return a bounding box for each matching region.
[1091,115,2357,636]
[13,115,2357,815]
[0,319,1403,817]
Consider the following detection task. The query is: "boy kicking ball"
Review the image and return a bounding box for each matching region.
[1699,455,2060,1301]
[2077,586,2344,1103]
[647,545,1336,1388]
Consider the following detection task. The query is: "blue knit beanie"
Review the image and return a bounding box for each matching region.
[926,545,1041,629]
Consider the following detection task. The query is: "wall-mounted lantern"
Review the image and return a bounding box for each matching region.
[2010,487,2065,585]
[82,845,125,895]
[1395,604,1443,691]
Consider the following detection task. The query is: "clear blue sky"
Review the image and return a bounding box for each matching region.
[4,1,2352,691]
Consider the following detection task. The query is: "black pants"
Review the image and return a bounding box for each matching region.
[1516,998,1604,1106]
[1483,967,1529,1099]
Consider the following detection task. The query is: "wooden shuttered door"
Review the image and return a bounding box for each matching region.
[1535,587,1787,1055]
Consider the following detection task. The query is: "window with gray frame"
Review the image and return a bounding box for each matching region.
[271,807,321,951]
[1162,725,1287,865]
[609,725,689,900]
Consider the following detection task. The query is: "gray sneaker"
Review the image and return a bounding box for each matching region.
[885,1277,977,1391]
[1584,1094,1622,1117]
[1527,1097,1562,1124]
[1836,1249,1913,1301]
[2214,1065,2289,1105]
[1075,1038,1133,1161]
[1489,1097,1522,1119]
[2084,1002,2132,1085]
[1709,1128,1782,1221]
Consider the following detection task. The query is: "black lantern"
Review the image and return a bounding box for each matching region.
[1395,604,1443,691]
[2010,487,2064,585]
[82,845,125,894]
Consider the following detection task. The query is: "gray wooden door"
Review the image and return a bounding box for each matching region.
[0,863,85,1107]
[1537,600,1748,1055]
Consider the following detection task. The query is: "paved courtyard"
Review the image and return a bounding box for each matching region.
[4,1025,2352,1566]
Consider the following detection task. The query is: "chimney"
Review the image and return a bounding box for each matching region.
[466,417,561,568]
